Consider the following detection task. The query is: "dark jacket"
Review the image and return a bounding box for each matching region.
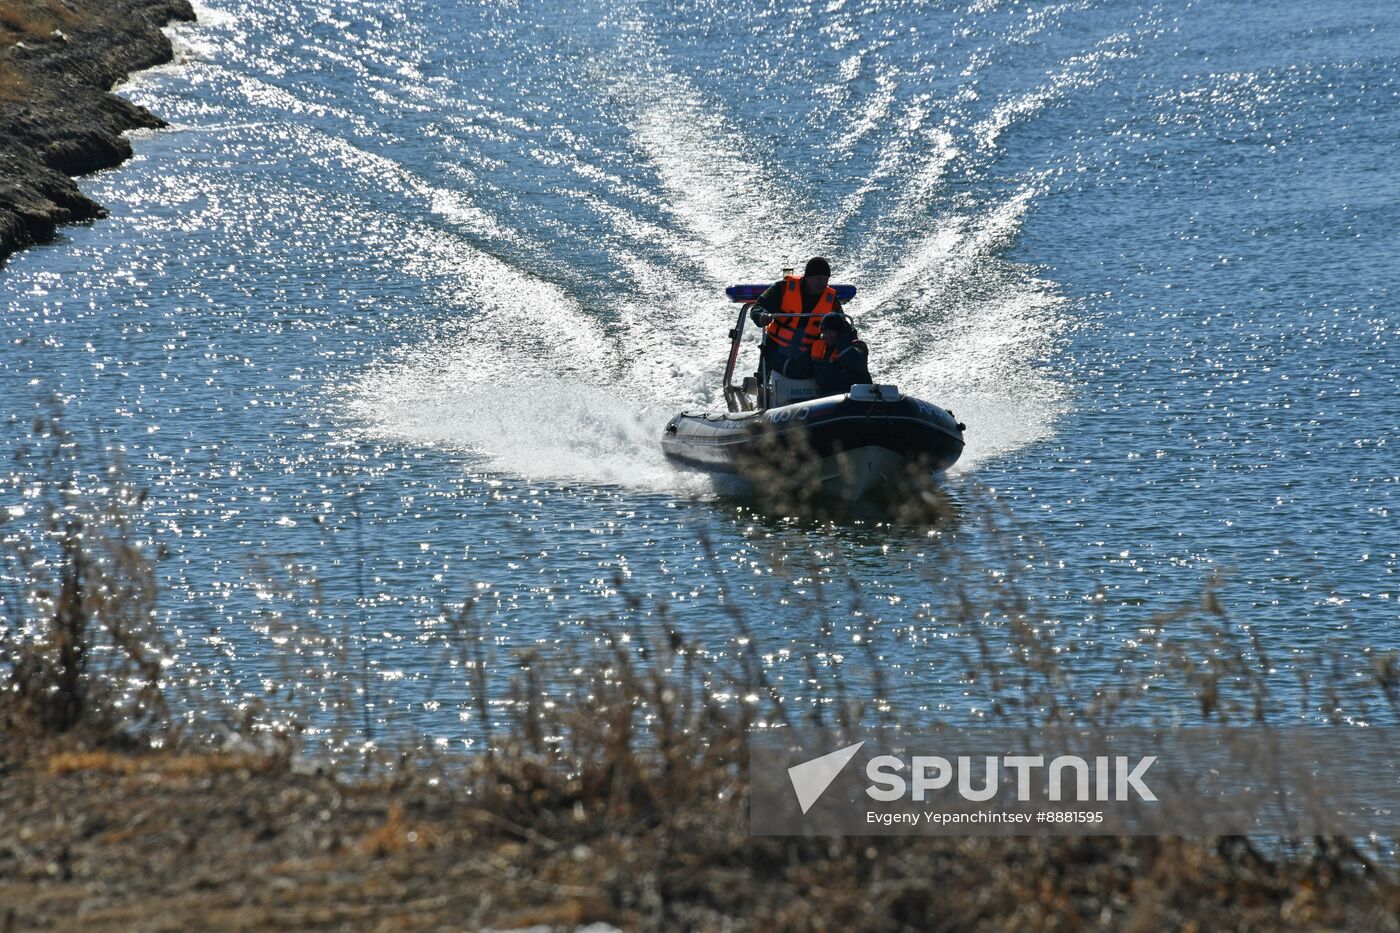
[812,332,872,395]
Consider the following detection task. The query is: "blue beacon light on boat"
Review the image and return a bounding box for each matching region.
[725,284,858,303]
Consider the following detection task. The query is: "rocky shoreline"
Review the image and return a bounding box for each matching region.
[0,0,195,265]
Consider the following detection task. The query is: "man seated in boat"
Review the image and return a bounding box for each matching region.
[811,312,872,395]
[749,256,845,379]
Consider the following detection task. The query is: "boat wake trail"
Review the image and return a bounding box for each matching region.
[343,219,696,489]
[358,372,692,491]
[337,0,1155,487]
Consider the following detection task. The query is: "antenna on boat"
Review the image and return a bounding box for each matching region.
[722,299,753,414]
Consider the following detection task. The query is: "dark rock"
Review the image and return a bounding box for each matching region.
[0,0,196,265]
[43,133,135,177]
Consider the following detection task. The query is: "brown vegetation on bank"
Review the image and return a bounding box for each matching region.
[7,737,1396,931]
[0,0,195,264]
[3,418,1400,930]
[0,0,81,43]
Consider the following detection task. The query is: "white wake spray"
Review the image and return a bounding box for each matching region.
[336,0,1159,487]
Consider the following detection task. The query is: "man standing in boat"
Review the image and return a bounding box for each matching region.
[749,256,845,379]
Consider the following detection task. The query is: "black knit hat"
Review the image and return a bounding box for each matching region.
[804,256,831,277]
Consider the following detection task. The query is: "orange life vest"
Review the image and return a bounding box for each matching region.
[766,275,836,354]
[811,336,866,364]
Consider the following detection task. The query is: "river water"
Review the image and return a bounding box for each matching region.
[2,0,1396,745]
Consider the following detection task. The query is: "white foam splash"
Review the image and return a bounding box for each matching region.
[337,0,1159,488]
[353,369,703,492]
[595,17,818,279]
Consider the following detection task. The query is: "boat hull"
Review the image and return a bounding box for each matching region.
[661,389,964,498]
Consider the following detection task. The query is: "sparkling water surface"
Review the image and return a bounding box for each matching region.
[2,0,1396,744]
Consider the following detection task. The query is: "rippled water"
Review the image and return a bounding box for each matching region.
[2,0,1396,743]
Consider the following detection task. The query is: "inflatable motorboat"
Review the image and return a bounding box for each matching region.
[661,281,965,500]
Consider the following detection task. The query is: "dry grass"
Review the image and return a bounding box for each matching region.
[5,628,1395,930]
[0,411,168,741]
[0,0,88,101]
[0,58,34,101]
[357,802,439,856]
[45,748,279,777]
[0,0,80,43]
[4,412,1400,929]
